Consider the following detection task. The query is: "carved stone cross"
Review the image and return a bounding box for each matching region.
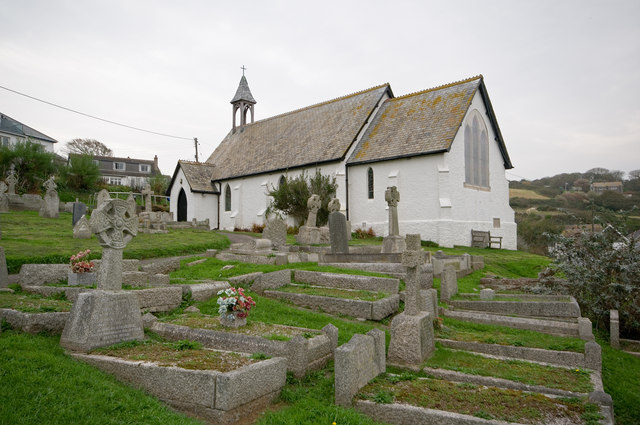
[6,164,17,195]
[141,183,153,213]
[90,199,138,249]
[402,234,426,316]
[385,186,400,236]
[90,198,138,290]
[0,181,7,194]
[306,194,321,227]
[43,176,57,194]
[328,198,341,213]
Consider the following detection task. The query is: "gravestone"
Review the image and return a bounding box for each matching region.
[72,201,87,226]
[610,310,620,349]
[263,218,287,248]
[6,164,17,195]
[440,265,458,301]
[73,215,92,239]
[60,198,143,352]
[381,186,406,253]
[0,181,8,212]
[296,194,327,245]
[141,184,153,213]
[96,189,111,209]
[328,211,349,254]
[0,247,8,289]
[388,234,434,366]
[39,176,59,218]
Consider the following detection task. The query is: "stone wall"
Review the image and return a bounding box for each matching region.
[334,329,386,406]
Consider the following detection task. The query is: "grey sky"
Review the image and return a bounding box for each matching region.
[1,0,638,180]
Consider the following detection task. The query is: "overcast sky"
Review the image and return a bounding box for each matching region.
[1,0,638,181]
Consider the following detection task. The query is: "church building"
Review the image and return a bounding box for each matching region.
[167,74,517,249]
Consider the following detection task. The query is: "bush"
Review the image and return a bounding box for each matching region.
[251,223,265,233]
[353,227,376,239]
[59,154,101,193]
[549,229,640,337]
[0,141,59,194]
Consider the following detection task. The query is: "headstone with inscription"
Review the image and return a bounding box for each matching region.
[263,218,287,248]
[39,176,60,218]
[328,205,349,255]
[60,198,143,352]
[387,234,434,366]
[381,186,406,253]
[72,201,87,226]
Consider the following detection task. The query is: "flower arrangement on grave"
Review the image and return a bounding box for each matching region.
[217,287,256,320]
[70,249,95,274]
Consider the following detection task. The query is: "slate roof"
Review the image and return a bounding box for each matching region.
[0,113,58,143]
[207,84,391,181]
[231,75,256,104]
[348,76,486,165]
[167,160,217,194]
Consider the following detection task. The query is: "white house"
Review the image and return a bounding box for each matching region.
[0,113,58,152]
[167,75,517,249]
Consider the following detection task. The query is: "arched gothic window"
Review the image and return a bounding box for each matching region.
[367,167,374,199]
[464,110,489,188]
[224,184,231,212]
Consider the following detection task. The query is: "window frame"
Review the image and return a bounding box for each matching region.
[113,161,126,171]
[367,167,374,199]
[464,109,490,190]
[224,184,231,212]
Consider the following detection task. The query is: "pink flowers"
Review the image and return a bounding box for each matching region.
[70,249,95,274]
[217,287,256,319]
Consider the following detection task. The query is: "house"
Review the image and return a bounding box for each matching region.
[590,181,623,193]
[84,154,162,189]
[0,113,58,152]
[168,74,517,249]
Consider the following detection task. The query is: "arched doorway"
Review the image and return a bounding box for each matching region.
[177,188,187,221]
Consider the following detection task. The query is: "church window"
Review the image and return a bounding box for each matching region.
[367,167,374,199]
[224,184,231,212]
[464,110,489,188]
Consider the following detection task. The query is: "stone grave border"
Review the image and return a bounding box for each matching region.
[149,321,338,379]
[70,352,286,425]
[448,297,581,318]
[0,309,68,334]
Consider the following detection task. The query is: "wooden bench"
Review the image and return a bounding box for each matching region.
[471,230,502,249]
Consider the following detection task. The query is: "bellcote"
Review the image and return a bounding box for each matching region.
[231,73,256,130]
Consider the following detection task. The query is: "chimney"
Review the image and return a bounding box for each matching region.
[154,155,159,171]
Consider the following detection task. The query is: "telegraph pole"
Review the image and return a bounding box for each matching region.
[194,137,199,162]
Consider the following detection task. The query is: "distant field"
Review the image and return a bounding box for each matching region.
[509,188,550,200]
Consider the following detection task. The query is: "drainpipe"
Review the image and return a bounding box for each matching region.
[345,165,350,221]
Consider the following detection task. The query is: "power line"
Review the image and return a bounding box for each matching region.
[0,84,193,141]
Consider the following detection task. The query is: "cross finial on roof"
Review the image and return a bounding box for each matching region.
[241,65,247,76]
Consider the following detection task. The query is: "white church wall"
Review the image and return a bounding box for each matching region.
[217,161,347,231]
[169,167,218,228]
[348,92,516,249]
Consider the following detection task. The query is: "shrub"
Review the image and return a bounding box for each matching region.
[353,227,376,239]
[251,223,265,233]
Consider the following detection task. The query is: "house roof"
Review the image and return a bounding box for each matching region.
[231,75,256,104]
[347,76,513,169]
[207,84,391,181]
[167,160,217,195]
[0,113,58,143]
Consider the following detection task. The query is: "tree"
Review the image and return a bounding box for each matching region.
[65,138,113,156]
[549,228,640,336]
[266,171,338,226]
[0,140,59,193]
[149,173,169,196]
[59,154,101,192]
[628,169,640,180]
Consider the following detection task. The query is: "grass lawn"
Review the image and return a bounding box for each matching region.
[0,210,230,273]
[424,346,593,393]
[435,317,585,352]
[0,331,204,425]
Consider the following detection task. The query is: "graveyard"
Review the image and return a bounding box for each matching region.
[1,192,639,425]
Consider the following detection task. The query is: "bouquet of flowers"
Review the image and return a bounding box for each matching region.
[70,249,95,273]
[217,287,256,320]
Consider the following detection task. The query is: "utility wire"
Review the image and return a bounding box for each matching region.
[0,84,193,141]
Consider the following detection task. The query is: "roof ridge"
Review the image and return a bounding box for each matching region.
[393,75,483,101]
[246,83,390,126]
[179,160,213,166]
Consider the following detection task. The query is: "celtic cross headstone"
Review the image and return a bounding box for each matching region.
[141,183,153,213]
[90,198,138,289]
[6,164,17,195]
[306,194,321,227]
